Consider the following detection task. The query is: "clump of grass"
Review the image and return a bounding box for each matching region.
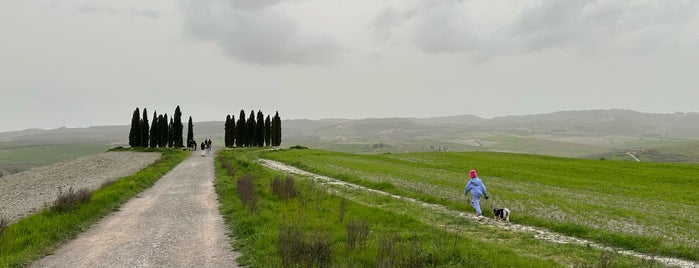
[50,187,91,212]
[338,197,349,223]
[237,173,258,212]
[271,175,297,200]
[346,219,370,250]
[219,155,238,176]
[378,233,399,267]
[0,215,9,236]
[378,233,427,268]
[278,225,332,268]
[100,178,117,189]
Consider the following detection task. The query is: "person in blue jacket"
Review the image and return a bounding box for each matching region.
[464,169,489,220]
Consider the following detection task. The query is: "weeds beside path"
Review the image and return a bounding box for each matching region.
[259,159,698,268]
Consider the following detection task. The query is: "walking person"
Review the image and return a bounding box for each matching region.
[464,169,489,220]
[200,141,206,157]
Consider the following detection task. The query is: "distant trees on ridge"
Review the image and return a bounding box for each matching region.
[225,110,281,148]
[128,105,189,148]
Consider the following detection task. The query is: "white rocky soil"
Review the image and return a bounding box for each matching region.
[0,151,160,222]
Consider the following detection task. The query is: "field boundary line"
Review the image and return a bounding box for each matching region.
[259,159,697,268]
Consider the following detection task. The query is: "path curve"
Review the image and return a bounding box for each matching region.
[259,159,697,268]
[31,151,239,268]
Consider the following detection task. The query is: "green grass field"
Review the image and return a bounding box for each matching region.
[0,144,111,176]
[214,148,684,267]
[260,149,699,262]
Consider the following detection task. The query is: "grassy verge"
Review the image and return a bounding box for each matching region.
[261,149,699,262]
[215,149,660,267]
[0,147,189,267]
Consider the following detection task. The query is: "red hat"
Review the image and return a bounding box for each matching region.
[469,169,477,178]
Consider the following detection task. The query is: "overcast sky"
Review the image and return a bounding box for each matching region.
[1,0,698,132]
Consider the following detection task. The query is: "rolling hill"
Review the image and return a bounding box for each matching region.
[2,109,699,176]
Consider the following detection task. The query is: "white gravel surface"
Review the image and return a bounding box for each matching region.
[30,150,239,267]
[0,151,160,222]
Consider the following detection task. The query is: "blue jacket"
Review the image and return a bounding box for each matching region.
[464,177,488,199]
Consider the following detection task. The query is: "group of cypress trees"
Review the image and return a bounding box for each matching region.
[128,106,191,148]
[224,110,281,148]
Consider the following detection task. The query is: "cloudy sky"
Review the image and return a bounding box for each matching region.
[1,0,698,132]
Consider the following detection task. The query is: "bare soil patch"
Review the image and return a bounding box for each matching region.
[0,151,160,221]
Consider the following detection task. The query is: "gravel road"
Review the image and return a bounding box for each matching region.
[30,150,239,267]
[0,151,160,222]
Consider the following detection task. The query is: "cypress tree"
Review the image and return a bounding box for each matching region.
[224,115,231,147]
[272,111,282,146]
[247,110,256,147]
[173,106,183,147]
[235,110,246,147]
[141,108,149,147]
[149,111,158,148]
[168,118,174,147]
[129,108,141,147]
[187,116,194,147]
[223,114,233,148]
[256,111,265,147]
[162,114,169,147]
[265,115,271,147]
[158,114,165,147]
[230,115,237,147]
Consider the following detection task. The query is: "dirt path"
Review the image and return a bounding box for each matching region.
[31,151,239,268]
[259,159,698,268]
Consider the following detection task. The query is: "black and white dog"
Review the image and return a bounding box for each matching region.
[492,208,510,223]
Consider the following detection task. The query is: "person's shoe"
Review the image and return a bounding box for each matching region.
[476,215,484,220]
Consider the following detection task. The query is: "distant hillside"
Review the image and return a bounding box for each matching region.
[2,109,699,164]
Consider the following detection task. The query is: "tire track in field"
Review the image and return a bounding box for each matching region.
[259,159,697,268]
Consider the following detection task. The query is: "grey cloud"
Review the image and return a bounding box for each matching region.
[129,9,160,19]
[180,0,344,65]
[76,5,159,19]
[76,5,117,15]
[374,0,699,60]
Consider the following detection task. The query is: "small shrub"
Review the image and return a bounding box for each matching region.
[308,233,332,268]
[279,225,305,267]
[271,176,297,200]
[278,225,332,268]
[378,233,399,267]
[346,220,370,250]
[237,173,258,212]
[289,145,308,150]
[51,187,91,212]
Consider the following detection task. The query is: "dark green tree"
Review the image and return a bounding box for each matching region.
[168,118,174,147]
[173,106,184,147]
[256,111,265,146]
[157,114,166,147]
[149,111,158,148]
[247,110,256,147]
[141,108,149,147]
[129,108,141,147]
[162,114,169,147]
[235,110,246,147]
[224,115,231,147]
[264,115,271,147]
[272,111,282,146]
[187,116,194,147]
